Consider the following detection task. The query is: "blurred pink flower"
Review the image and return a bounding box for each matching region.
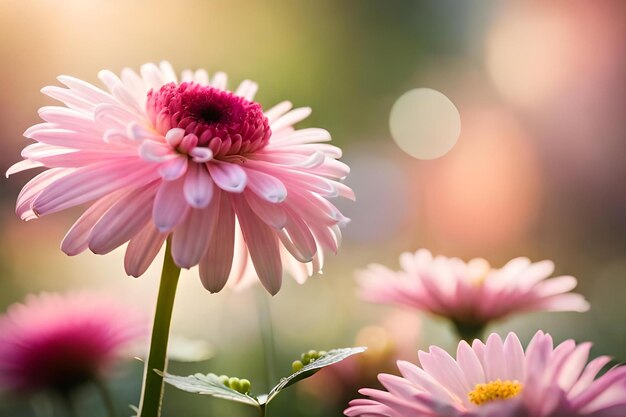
[0,292,146,394]
[357,249,589,336]
[346,331,626,417]
[8,62,351,295]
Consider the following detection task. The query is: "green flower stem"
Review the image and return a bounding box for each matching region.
[452,320,486,343]
[61,394,78,417]
[255,289,277,392]
[94,380,117,417]
[138,240,181,417]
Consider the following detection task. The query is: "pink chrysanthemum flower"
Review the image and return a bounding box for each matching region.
[357,250,589,338]
[346,331,626,417]
[8,62,351,295]
[0,292,146,394]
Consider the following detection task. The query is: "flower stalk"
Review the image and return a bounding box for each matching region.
[451,320,486,343]
[255,289,277,392]
[138,239,181,417]
[94,380,117,417]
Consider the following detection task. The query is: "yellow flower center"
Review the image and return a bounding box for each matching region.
[468,379,523,406]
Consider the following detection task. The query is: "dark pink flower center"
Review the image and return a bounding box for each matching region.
[11,325,114,394]
[146,82,271,157]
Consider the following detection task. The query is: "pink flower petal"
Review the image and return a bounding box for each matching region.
[88,183,157,254]
[418,347,469,401]
[171,197,220,269]
[534,293,590,312]
[28,128,112,150]
[244,168,287,203]
[61,191,125,255]
[15,168,69,220]
[152,177,189,232]
[159,155,188,180]
[10,62,352,295]
[484,333,506,382]
[124,222,167,277]
[32,160,158,216]
[190,147,213,163]
[244,191,287,229]
[6,160,44,177]
[232,194,282,295]
[57,75,114,104]
[41,86,98,113]
[183,163,214,209]
[165,128,185,147]
[234,79,258,101]
[268,127,331,145]
[396,360,454,402]
[139,140,177,163]
[556,342,592,392]
[503,332,525,381]
[210,71,227,90]
[456,340,486,388]
[569,356,612,397]
[199,192,235,293]
[94,103,138,130]
[208,162,247,193]
[281,212,317,262]
[270,107,311,132]
[263,100,292,124]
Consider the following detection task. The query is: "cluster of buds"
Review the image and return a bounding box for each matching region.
[218,375,251,395]
[291,350,328,372]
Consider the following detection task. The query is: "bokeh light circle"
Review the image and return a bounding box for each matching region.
[389,88,461,160]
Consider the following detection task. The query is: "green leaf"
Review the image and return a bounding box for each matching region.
[265,347,367,404]
[162,372,260,408]
[163,347,367,408]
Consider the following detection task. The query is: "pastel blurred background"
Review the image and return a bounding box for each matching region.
[1,0,625,416]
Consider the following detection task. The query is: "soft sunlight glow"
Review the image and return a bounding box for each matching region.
[419,108,541,251]
[389,88,461,160]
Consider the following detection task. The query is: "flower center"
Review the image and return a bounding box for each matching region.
[468,379,523,406]
[146,82,271,157]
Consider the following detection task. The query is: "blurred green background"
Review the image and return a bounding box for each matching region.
[1,0,625,416]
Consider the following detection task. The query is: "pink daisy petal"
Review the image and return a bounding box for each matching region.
[159,155,188,180]
[208,162,247,193]
[8,62,351,294]
[88,183,157,254]
[32,160,157,216]
[232,194,283,295]
[244,168,287,203]
[171,197,220,269]
[0,292,147,394]
[198,192,236,293]
[456,341,486,388]
[183,163,214,208]
[348,333,626,417]
[502,333,525,382]
[152,177,190,232]
[356,249,588,329]
[244,191,288,229]
[124,222,167,277]
[61,191,125,255]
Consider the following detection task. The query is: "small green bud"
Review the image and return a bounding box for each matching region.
[219,375,230,386]
[318,350,327,357]
[239,378,251,394]
[292,360,304,372]
[228,377,241,392]
[301,352,312,365]
[308,349,319,359]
